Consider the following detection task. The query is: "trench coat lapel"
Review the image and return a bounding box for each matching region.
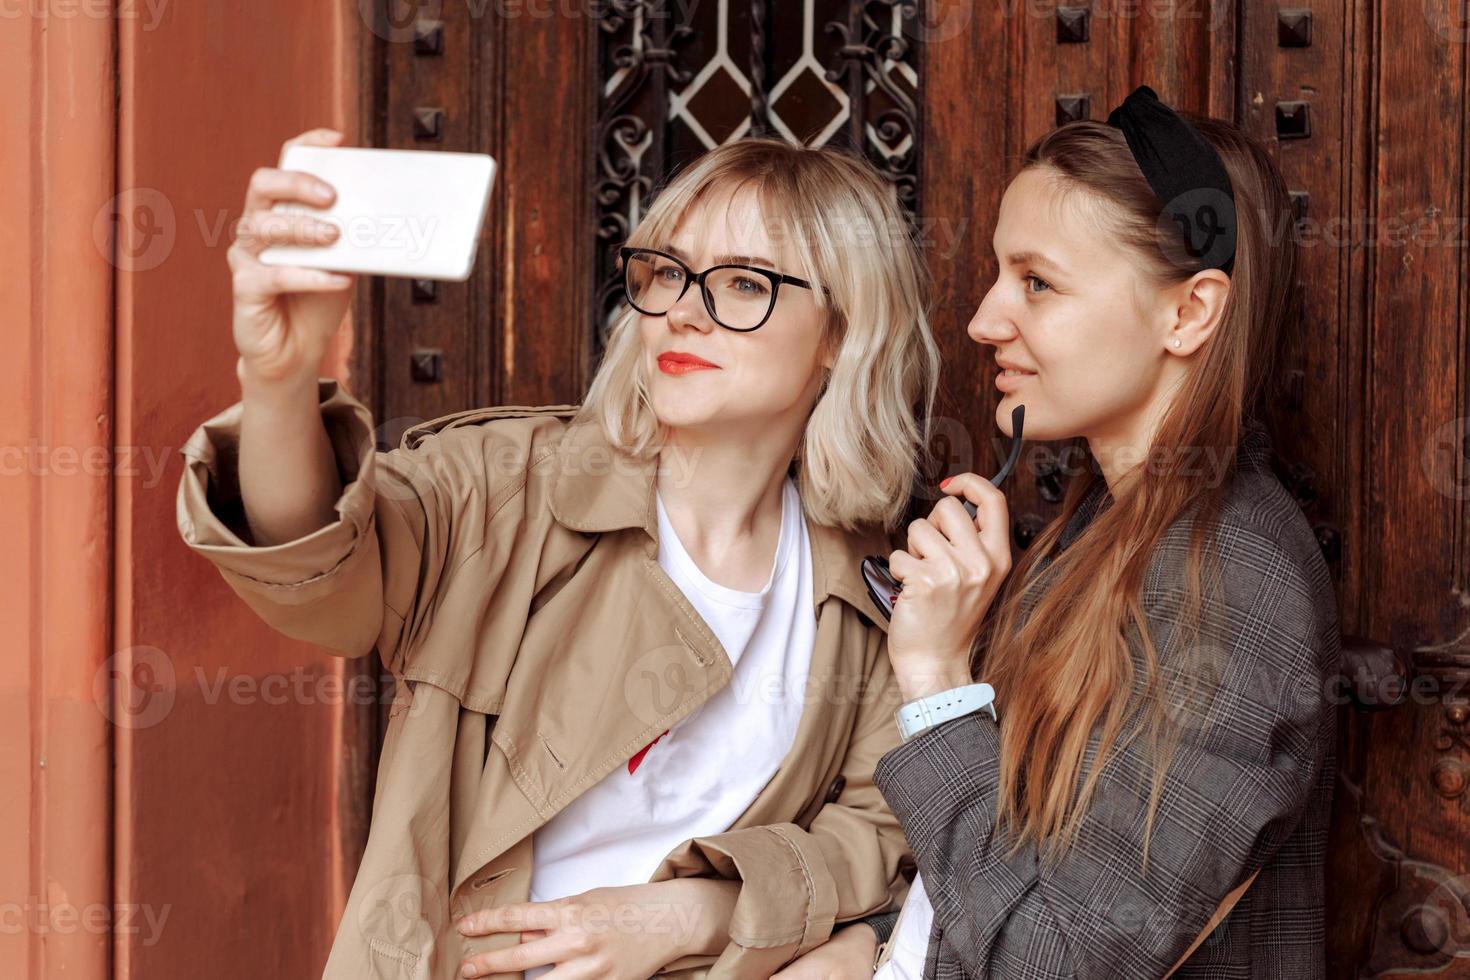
[449,418,890,898]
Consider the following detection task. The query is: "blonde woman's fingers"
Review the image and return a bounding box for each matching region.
[239,130,344,236]
[282,127,344,150]
[229,210,341,265]
[232,263,353,302]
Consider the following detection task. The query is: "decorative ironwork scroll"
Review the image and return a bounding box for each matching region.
[824,1,920,215]
[593,0,923,366]
[594,1,692,349]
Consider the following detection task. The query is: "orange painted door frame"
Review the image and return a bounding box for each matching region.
[2,9,115,979]
[4,3,364,978]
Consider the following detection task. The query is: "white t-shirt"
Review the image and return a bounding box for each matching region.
[526,476,815,979]
[872,870,934,980]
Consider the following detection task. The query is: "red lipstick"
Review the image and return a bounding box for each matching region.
[658,351,720,376]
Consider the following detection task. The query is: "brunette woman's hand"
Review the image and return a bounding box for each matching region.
[769,923,879,979]
[885,474,1012,702]
[228,127,355,391]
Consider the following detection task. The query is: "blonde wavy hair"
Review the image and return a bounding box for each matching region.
[576,138,940,533]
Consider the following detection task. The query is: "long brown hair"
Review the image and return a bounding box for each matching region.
[976,118,1299,867]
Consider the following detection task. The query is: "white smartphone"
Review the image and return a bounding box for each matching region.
[259,145,496,282]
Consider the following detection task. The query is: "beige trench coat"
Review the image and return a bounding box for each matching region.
[175,379,912,979]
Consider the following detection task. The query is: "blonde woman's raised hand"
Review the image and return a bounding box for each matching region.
[227,127,354,391]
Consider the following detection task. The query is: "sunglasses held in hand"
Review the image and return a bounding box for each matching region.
[861,405,1026,621]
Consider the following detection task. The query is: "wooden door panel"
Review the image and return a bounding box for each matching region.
[359,0,593,432]
[1340,0,1470,972]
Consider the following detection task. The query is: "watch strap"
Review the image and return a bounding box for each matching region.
[896,682,996,740]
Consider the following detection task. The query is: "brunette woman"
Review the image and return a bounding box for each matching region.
[778,87,1338,980]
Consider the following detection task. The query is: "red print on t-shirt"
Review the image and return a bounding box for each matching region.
[627,729,670,774]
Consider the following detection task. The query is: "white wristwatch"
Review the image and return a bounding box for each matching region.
[895,682,997,741]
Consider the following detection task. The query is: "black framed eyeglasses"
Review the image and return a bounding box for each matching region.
[619,246,819,332]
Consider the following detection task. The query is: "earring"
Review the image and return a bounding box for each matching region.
[1171,338,1183,349]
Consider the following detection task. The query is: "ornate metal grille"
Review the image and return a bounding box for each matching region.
[593,0,923,364]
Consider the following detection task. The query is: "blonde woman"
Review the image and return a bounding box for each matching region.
[778,89,1339,979]
[177,129,938,980]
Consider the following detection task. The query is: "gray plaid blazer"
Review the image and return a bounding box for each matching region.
[861,423,1339,978]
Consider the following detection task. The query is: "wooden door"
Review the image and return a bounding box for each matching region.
[916,3,1470,974]
[359,1,1470,973]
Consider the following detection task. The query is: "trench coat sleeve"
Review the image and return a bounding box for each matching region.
[650,629,912,975]
[176,377,506,676]
[869,529,1338,979]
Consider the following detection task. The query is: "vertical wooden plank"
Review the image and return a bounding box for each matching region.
[1237,2,1352,576]
[380,0,480,430]
[376,7,592,414]
[1125,0,1229,111]
[1330,0,1379,651]
[1460,0,1470,617]
[1231,2,1370,970]
[1052,0,1128,127]
[1206,1,1241,124]
[341,0,389,914]
[495,9,595,405]
[1367,5,1464,652]
[1101,4,1134,127]
[1019,1,1062,146]
[1352,0,1469,974]
[916,0,1019,509]
[1363,3,1470,637]
[473,3,506,410]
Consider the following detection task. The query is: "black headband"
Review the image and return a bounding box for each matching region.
[1106,85,1237,272]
